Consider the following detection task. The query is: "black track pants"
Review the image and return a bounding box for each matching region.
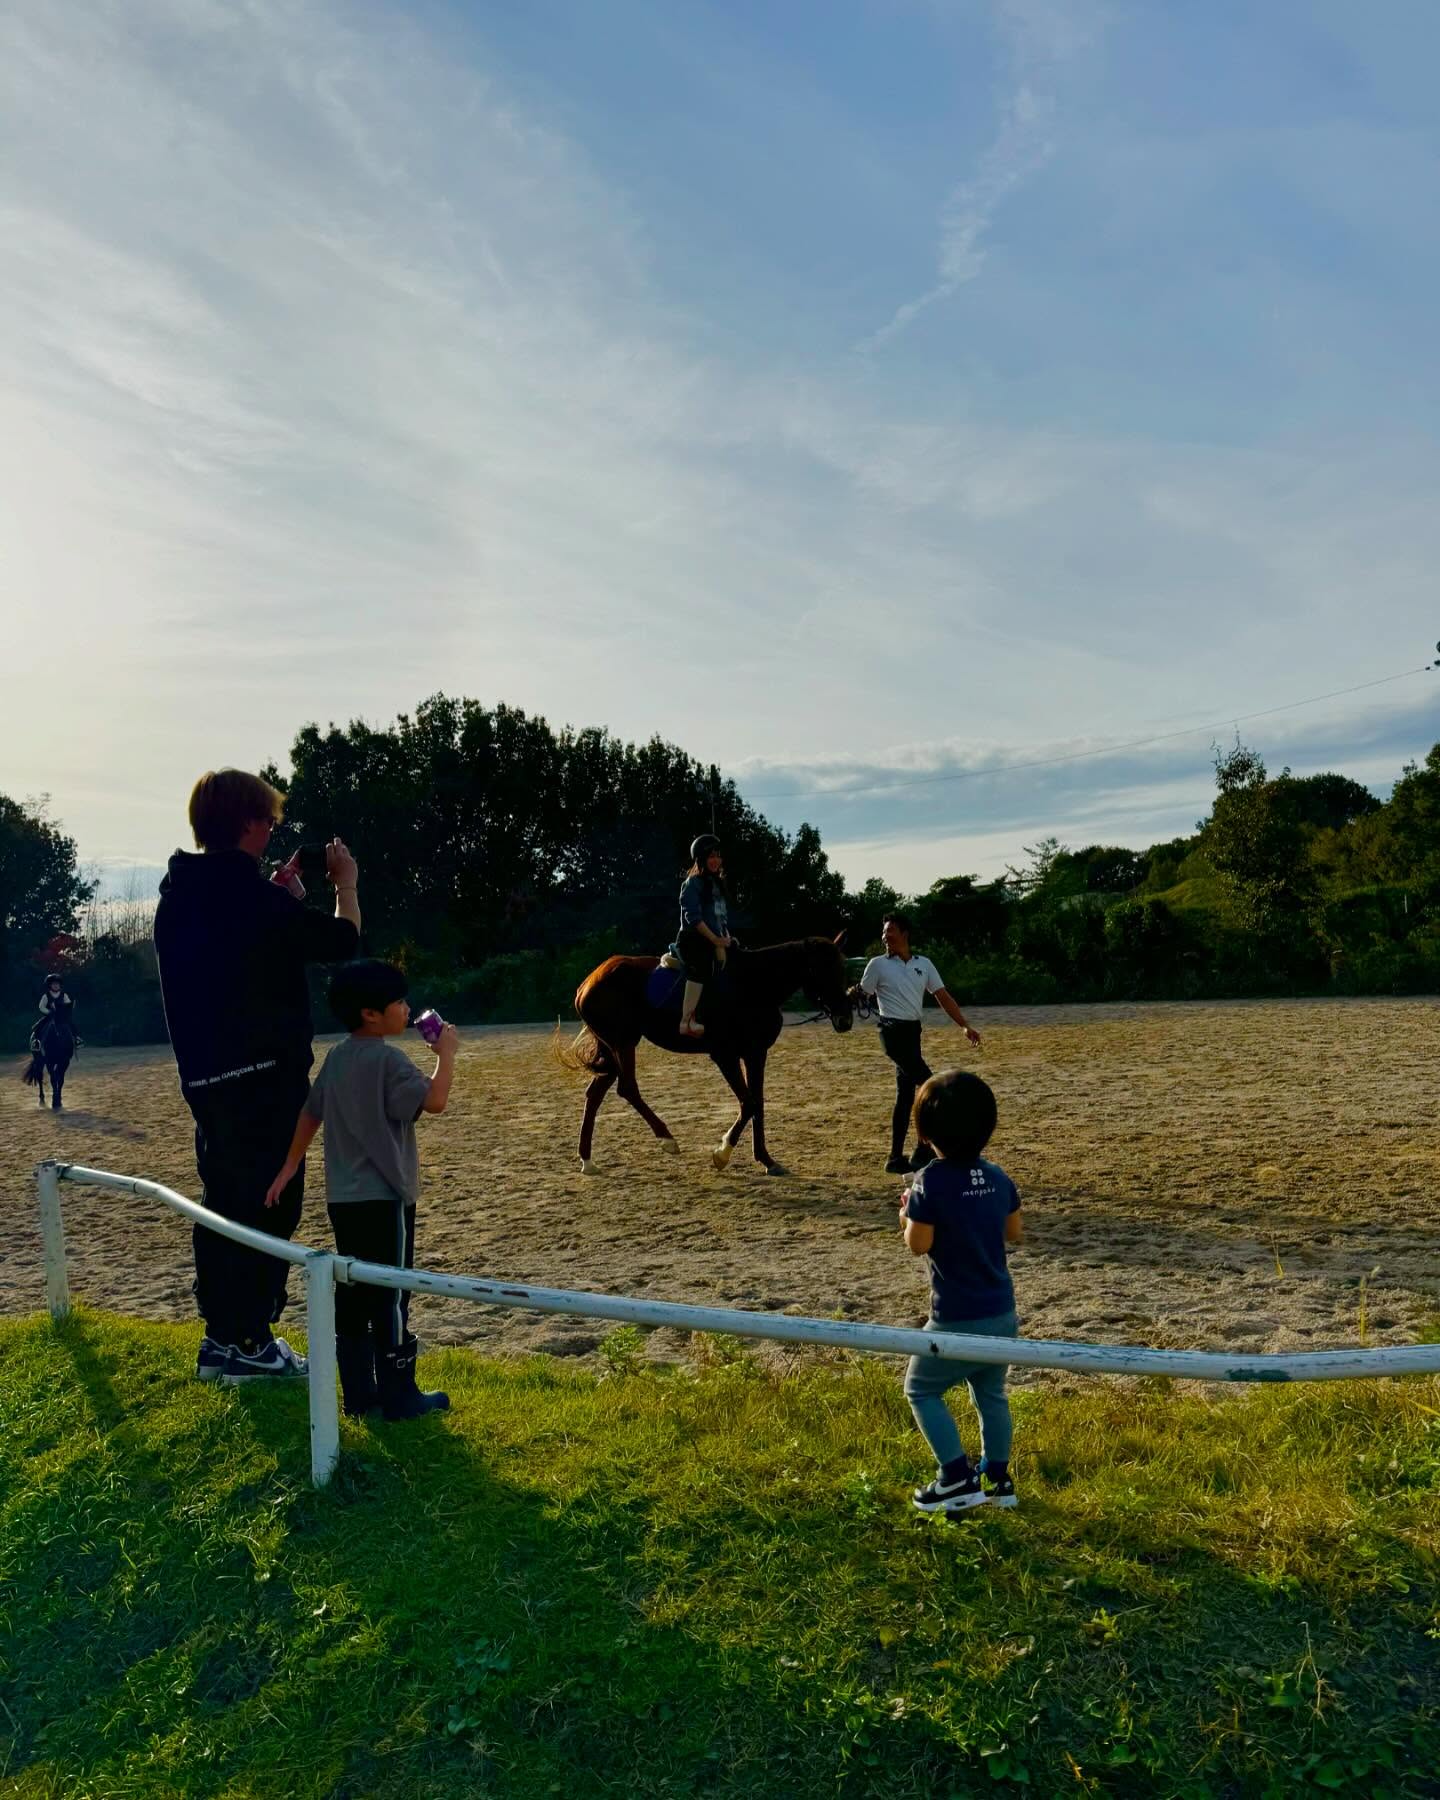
[879,1020,932,1160]
[329,1200,417,1354]
[188,1067,309,1348]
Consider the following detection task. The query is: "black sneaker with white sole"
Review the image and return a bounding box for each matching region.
[981,1473,1018,1508]
[219,1337,308,1383]
[912,1471,987,1513]
[196,1336,233,1382]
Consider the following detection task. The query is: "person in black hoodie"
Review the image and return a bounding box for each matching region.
[154,768,361,1382]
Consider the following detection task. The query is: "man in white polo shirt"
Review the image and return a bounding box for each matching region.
[857,911,982,1174]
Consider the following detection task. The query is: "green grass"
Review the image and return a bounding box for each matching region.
[1146,877,1227,916]
[2,1314,1438,1798]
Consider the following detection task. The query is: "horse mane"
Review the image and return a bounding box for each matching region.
[740,935,841,962]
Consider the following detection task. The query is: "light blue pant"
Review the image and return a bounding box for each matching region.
[903,1309,1018,1468]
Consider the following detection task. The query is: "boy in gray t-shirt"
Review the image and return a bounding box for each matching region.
[267,959,458,1421]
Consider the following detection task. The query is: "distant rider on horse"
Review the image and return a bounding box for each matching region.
[26,974,78,1109]
[672,834,734,1039]
[37,973,76,1031]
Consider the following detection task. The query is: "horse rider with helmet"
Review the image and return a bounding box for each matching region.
[28,973,78,1110]
[672,833,734,1038]
[37,973,76,1032]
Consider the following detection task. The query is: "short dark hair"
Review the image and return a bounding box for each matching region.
[913,1070,997,1161]
[883,911,912,938]
[328,959,408,1031]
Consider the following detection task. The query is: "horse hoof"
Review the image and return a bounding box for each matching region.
[763,1162,788,1177]
[712,1143,734,1171]
[659,1138,679,1157]
[580,1158,598,1175]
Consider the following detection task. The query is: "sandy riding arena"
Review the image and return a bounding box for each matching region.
[4,998,1437,1371]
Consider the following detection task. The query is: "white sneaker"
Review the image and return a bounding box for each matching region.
[912,1471,987,1513]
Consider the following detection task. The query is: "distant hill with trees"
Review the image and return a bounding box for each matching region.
[4,697,1439,1045]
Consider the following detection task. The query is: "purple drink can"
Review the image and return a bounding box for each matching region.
[414,1009,446,1045]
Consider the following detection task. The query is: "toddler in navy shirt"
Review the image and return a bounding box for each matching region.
[900,1071,1024,1514]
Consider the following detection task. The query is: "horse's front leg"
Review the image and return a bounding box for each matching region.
[745,1049,784,1175]
[710,1053,751,1170]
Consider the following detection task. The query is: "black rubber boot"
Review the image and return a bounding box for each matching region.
[379,1335,450,1421]
[335,1332,381,1418]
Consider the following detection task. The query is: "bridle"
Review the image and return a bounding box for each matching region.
[785,976,867,1031]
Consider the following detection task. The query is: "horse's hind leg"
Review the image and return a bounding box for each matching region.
[710,1054,752,1170]
[51,1063,64,1110]
[579,1070,616,1173]
[615,1045,676,1148]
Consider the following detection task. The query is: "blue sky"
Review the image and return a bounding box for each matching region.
[2,0,1437,895]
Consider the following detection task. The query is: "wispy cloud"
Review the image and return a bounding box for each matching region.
[762,683,1439,889]
[860,0,1104,350]
[860,87,1055,351]
[1,0,1436,893]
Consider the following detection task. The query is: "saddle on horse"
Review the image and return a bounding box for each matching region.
[644,954,732,1030]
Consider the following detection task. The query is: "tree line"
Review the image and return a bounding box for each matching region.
[4,697,1438,1045]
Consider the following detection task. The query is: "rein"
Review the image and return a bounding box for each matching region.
[785,987,874,1029]
[783,1007,832,1029]
[719,941,858,1030]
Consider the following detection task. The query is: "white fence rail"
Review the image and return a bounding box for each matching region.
[35,1159,1440,1489]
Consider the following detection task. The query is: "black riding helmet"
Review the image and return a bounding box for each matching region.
[689,834,722,866]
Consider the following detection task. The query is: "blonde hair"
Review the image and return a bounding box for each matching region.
[188,769,285,851]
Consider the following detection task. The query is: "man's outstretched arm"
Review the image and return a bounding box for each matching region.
[934,988,981,1045]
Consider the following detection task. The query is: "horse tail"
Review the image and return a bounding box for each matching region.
[552,1020,616,1077]
[22,1050,44,1086]
[552,955,633,1077]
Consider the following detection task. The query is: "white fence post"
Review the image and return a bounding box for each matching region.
[36,1161,70,1320]
[304,1251,340,1488]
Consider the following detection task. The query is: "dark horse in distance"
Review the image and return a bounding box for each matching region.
[24,1013,78,1111]
[563,935,853,1175]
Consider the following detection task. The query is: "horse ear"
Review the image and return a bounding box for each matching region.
[833,929,847,949]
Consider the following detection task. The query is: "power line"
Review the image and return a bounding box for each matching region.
[743,665,1434,805]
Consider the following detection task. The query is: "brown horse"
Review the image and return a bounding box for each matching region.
[562,935,853,1175]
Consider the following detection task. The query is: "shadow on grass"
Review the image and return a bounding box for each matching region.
[9,1315,1439,1796]
[2,1315,973,1799]
[671,1447,1440,1794]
